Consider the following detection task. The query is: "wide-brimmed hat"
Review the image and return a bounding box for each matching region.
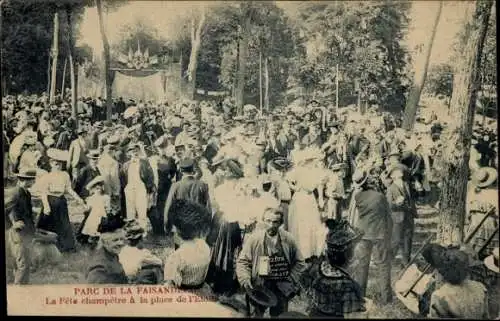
[86,176,105,190]
[352,169,368,187]
[123,219,145,240]
[472,167,497,188]
[47,148,69,162]
[270,157,293,171]
[484,248,499,273]
[325,219,364,251]
[87,149,100,159]
[15,168,37,179]
[245,285,278,308]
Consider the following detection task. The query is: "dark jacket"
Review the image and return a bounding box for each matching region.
[4,186,36,235]
[75,165,101,198]
[163,175,211,229]
[121,158,156,194]
[354,189,392,240]
[86,247,129,284]
[386,181,417,224]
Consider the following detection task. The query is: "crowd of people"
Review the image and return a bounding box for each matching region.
[3,91,499,318]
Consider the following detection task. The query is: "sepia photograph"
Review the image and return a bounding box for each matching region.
[2,0,498,318]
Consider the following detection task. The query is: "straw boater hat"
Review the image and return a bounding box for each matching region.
[87,149,100,159]
[484,248,499,273]
[15,168,37,179]
[472,167,497,188]
[86,176,105,191]
[47,148,69,162]
[352,169,369,187]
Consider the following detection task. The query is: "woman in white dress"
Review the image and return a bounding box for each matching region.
[287,148,328,261]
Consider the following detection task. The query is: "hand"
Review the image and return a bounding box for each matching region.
[243,282,254,291]
[13,221,25,230]
[43,207,51,215]
[82,202,90,212]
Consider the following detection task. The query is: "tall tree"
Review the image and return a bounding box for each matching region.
[437,0,493,246]
[49,11,59,103]
[95,0,112,120]
[235,4,252,114]
[65,5,78,120]
[186,6,206,99]
[402,1,443,131]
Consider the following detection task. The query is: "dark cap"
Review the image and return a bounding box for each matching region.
[179,158,194,170]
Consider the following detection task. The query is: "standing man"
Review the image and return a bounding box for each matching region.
[68,127,89,184]
[236,206,306,317]
[121,144,156,231]
[163,158,211,235]
[348,169,393,304]
[5,168,37,284]
[386,166,416,265]
[97,135,122,214]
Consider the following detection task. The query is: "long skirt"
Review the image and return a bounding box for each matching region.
[288,190,327,259]
[37,195,76,252]
[206,215,242,295]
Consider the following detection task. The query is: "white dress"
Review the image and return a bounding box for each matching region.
[81,194,110,237]
[287,166,327,259]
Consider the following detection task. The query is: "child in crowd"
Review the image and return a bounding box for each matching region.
[79,176,111,246]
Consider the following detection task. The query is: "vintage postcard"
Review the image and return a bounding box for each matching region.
[3,0,498,318]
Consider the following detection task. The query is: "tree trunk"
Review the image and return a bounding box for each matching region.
[96,0,113,120]
[49,12,59,104]
[335,63,339,109]
[61,57,67,97]
[187,8,206,100]
[402,1,443,131]
[264,55,269,112]
[65,7,77,121]
[259,49,263,115]
[437,0,493,246]
[235,15,251,115]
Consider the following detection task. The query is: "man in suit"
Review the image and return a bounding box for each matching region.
[386,166,416,265]
[5,168,37,284]
[121,143,156,231]
[164,158,211,234]
[349,169,393,304]
[74,149,102,198]
[68,127,90,183]
[97,135,122,213]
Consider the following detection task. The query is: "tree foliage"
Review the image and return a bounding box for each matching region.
[286,1,411,110]
[424,63,453,100]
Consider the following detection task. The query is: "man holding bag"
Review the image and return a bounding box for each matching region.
[236,207,306,317]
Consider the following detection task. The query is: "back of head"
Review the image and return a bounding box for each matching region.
[168,199,212,240]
